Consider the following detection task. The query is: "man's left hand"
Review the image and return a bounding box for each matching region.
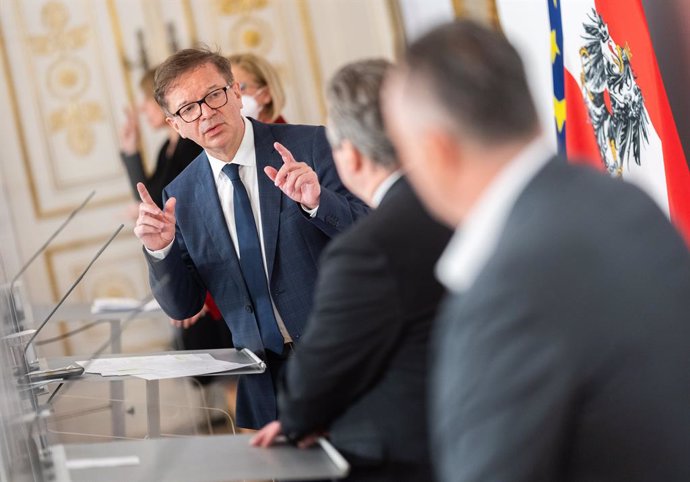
[250,420,324,449]
[265,142,321,209]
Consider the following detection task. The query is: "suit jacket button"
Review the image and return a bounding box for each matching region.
[245,304,253,313]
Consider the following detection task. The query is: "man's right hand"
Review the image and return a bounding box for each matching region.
[250,421,283,447]
[133,182,177,251]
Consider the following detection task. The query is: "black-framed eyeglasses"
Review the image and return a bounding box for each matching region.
[173,85,230,123]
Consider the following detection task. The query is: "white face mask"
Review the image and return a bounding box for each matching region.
[240,94,261,119]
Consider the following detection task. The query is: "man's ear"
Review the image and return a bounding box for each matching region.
[166,116,185,138]
[231,81,242,99]
[423,128,463,176]
[340,140,364,173]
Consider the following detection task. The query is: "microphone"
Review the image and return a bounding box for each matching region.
[25,278,167,461]
[22,224,125,371]
[6,191,95,333]
[14,222,122,461]
[41,273,171,410]
[43,290,162,404]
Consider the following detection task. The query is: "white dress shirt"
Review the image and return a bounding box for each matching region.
[436,136,555,294]
[371,170,403,208]
[150,117,291,341]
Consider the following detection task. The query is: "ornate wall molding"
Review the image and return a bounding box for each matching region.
[3,0,130,218]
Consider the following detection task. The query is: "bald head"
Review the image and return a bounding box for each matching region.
[396,20,539,143]
[382,20,540,226]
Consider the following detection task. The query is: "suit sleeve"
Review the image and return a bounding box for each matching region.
[278,237,404,440]
[432,282,571,482]
[305,126,369,236]
[145,188,207,320]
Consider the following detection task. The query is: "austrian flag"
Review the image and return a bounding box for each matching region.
[496,0,690,245]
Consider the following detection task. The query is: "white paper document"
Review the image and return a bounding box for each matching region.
[76,353,250,380]
[66,455,140,470]
[90,297,161,314]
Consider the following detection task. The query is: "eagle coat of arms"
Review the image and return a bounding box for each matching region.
[579,9,650,177]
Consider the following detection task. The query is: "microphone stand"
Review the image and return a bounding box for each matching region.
[26,281,169,481]
[22,224,124,365]
[7,191,95,333]
[17,224,123,459]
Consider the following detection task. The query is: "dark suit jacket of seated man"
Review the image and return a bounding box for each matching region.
[384,20,690,482]
[146,117,369,429]
[275,176,452,480]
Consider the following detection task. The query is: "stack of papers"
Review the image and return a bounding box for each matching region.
[91,297,161,314]
[76,354,250,380]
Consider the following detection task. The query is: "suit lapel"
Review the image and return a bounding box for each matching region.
[193,154,247,293]
[251,119,283,279]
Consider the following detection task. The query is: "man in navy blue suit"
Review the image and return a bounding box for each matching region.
[133,47,368,429]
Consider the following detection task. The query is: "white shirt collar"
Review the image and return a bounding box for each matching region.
[371,170,403,207]
[207,116,255,182]
[436,136,555,293]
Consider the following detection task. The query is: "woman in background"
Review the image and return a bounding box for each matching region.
[229,53,287,124]
[118,67,202,210]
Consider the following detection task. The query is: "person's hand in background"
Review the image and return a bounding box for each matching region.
[170,304,208,329]
[118,106,140,156]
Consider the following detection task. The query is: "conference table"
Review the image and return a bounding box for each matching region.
[39,347,265,438]
[31,304,350,480]
[50,433,349,481]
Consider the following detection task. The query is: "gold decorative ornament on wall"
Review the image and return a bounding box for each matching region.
[27,1,89,55]
[230,16,273,54]
[216,0,269,16]
[242,28,261,48]
[0,0,133,217]
[26,1,103,158]
[48,101,104,156]
[46,57,89,99]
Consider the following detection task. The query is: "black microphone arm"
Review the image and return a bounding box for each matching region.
[44,274,171,406]
[22,224,124,362]
[8,190,95,331]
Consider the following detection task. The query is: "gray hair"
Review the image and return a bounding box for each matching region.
[154,46,234,112]
[403,20,539,144]
[326,59,398,169]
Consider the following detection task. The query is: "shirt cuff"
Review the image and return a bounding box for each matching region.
[146,238,175,259]
[301,204,319,218]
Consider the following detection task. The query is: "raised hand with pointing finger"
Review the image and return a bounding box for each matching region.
[264,142,321,209]
[133,182,177,251]
[139,48,368,430]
